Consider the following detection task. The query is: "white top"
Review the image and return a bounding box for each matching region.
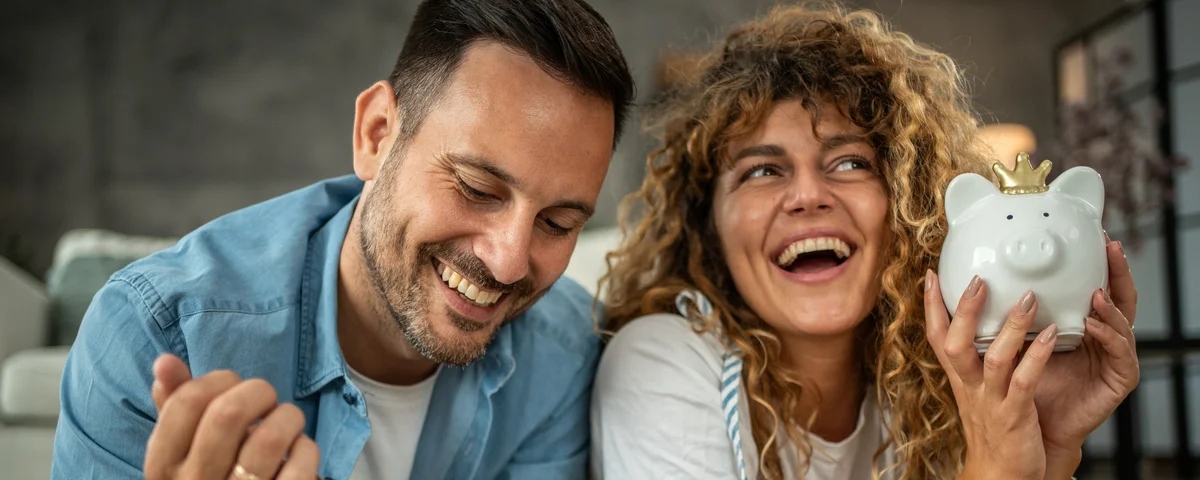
[347,364,441,480]
[590,313,896,480]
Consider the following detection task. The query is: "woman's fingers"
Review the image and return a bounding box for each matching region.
[924,271,955,374]
[983,291,1038,401]
[945,275,986,387]
[1007,324,1058,406]
[1093,289,1135,345]
[1086,317,1141,386]
[275,435,320,480]
[1105,240,1137,327]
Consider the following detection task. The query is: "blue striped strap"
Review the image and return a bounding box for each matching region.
[675,290,749,480]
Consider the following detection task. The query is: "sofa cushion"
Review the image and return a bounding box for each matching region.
[46,229,176,346]
[0,347,69,424]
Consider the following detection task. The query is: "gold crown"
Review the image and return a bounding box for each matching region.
[993,152,1052,194]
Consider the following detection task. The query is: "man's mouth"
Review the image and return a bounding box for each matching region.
[433,259,503,307]
[775,236,854,274]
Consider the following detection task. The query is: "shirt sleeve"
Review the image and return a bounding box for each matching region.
[495,332,600,479]
[589,314,739,479]
[51,276,175,479]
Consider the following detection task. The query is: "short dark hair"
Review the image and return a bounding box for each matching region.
[389,0,635,148]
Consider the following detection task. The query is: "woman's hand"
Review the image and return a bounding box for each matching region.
[1035,239,1141,470]
[926,271,1055,480]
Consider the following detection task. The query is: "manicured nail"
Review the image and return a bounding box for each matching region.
[1086,317,1103,330]
[1017,290,1036,315]
[1117,241,1125,256]
[966,275,983,298]
[1102,289,1113,306]
[1038,324,1057,343]
[1104,230,1111,242]
[925,269,934,292]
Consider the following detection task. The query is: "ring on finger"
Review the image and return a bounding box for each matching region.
[232,464,264,480]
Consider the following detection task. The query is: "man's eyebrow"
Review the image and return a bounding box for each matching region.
[446,152,524,190]
[731,144,786,163]
[552,200,595,218]
[446,152,595,217]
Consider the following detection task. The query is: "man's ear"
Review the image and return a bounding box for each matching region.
[352,81,400,182]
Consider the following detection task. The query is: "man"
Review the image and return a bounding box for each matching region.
[50,0,634,478]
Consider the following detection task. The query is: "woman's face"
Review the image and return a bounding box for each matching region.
[713,99,890,339]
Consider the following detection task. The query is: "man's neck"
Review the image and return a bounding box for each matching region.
[780,331,864,443]
[336,207,439,386]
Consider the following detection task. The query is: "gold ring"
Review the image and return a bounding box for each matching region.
[232,464,264,480]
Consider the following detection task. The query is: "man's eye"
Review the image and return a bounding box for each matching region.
[541,218,573,236]
[458,178,497,202]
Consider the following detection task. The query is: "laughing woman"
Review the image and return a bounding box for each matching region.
[589,3,1140,480]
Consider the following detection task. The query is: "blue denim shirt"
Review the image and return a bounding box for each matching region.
[51,175,602,480]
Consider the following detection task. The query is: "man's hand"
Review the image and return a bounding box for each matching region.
[144,354,320,480]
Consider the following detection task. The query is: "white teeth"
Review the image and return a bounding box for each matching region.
[776,236,852,267]
[438,264,502,306]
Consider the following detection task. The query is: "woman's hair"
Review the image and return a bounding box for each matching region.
[599,2,992,478]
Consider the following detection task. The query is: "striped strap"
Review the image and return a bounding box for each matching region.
[675,290,749,480]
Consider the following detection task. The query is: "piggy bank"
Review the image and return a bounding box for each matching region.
[938,153,1108,353]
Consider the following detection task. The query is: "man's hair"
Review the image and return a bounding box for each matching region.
[389,0,635,147]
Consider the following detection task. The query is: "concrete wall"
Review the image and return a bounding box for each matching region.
[0,0,1120,278]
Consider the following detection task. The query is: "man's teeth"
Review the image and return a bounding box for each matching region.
[776,237,852,267]
[441,266,502,305]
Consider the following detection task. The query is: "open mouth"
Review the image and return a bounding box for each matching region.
[775,237,854,274]
[432,258,503,307]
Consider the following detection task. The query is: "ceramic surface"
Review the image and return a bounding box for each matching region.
[938,160,1108,353]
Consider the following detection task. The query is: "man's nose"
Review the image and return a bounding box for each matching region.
[475,214,534,286]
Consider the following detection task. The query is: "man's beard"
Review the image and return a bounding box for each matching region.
[357,175,542,367]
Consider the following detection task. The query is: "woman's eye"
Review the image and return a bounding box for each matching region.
[742,164,780,181]
[833,157,871,172]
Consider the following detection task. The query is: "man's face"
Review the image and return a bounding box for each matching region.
[358,42,614,366]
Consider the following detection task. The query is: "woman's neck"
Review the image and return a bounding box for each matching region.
[781,331,864,443]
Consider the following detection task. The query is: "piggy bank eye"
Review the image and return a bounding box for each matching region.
[1006,214,1013,220]
[1043,212,1050,217]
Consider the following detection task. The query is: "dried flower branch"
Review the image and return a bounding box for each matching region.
[1051,47,1188,250]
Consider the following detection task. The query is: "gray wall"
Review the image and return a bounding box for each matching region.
[0,0,1119,278]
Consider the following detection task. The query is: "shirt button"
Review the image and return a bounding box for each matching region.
[342,392,357,405]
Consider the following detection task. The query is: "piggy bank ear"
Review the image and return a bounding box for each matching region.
[1050,166,1105,215]
[944,173,998,222]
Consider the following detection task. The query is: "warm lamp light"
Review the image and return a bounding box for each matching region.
[977,123,1037,170]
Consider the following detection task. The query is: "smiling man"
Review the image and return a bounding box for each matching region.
[50,1,634,479]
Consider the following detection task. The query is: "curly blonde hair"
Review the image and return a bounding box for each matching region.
[598,2,993,478]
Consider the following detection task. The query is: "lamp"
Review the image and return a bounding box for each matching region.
[977,123,1037,170]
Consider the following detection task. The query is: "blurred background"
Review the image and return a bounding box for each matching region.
[1,0,1197,478]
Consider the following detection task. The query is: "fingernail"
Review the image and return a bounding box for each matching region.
[925,269,934,292]
[1017,290,1036,315]
[1087,317,1102,330]
[1102,289,1113,306]
[1039,324,1058,343]
[1117,241,1125,256]
[966,275,983,298]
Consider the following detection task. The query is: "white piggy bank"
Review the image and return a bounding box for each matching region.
[938,154,1108,353]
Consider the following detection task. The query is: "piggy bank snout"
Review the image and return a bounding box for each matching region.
[1001,229,1063,275]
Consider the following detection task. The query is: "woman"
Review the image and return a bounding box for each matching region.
[589,3,1140,479]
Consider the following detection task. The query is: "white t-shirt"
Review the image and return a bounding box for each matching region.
[347,364,441,480]
[590,313,896,480]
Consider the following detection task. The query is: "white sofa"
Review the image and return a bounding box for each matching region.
[0,226,624,478]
